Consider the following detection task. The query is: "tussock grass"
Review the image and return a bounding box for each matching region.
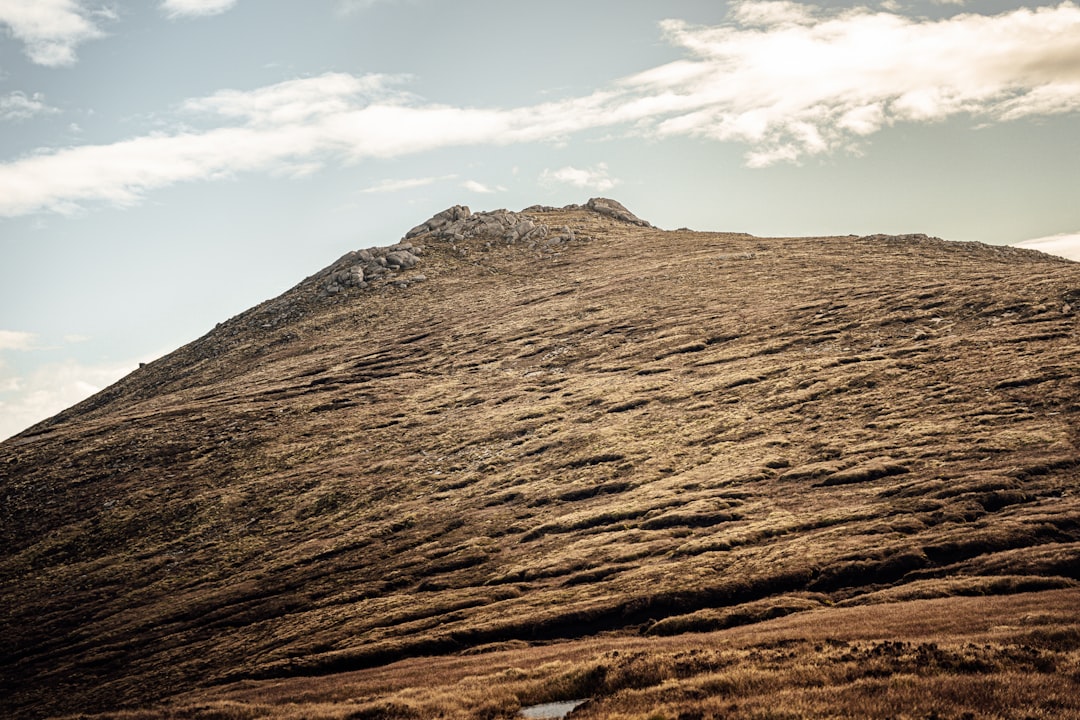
[63,590,1080,720]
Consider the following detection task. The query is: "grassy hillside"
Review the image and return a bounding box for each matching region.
[2,201,1078,719]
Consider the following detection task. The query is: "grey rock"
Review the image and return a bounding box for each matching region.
[405,223,429,239]
[521,223,548,242]
[503,222,532,243]
[586,197,652,227]
[385,250,418,269]
[858,233,942,244]
[406,205,473,238]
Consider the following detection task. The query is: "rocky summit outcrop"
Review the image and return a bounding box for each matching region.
[404,204,570,247]
[314,198,650,299]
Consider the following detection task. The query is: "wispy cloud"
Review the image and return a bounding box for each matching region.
[181,73,404,125]
[1013,232,1080,262]
[0,330,37,351]
[361,175,450,193]
[461,179,503,194]
[0,91,59,121]
[336,0,416,16]
[0,72,611,215]
[0,0,106,66]
[2,2,1079,214]
[540,163,620,191]
[160,0,237,19]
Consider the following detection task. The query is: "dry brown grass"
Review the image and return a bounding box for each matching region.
[2,204,1078,719]
[59,589,1080,719]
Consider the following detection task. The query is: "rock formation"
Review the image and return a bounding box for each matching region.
[314,199,650,298]
[585,197,653,227]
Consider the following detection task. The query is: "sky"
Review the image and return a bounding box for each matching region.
[1,0,1079,440]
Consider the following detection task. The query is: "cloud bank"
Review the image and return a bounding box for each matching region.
[1,2,1078,214]
[635,1,1080,166]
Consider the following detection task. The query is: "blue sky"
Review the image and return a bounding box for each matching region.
[1,0,1079,439]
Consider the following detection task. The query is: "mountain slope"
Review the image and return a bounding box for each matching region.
[2,200,1079,719]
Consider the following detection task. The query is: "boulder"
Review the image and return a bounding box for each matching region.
[385,250,419,269]
[586,197,652,227]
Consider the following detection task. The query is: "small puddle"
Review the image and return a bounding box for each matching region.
[520,698,588,719]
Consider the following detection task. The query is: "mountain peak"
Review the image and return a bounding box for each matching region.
[3,201,1079,720]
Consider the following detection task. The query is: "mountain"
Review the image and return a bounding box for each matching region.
[2,199,1078,720]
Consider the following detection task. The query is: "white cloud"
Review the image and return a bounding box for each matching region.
[0,0,106,66]
[2,3,1080,214]
[540,163,620,191]
[631,2,1080,164]
[0,330,37,351]
[461,179,502,194]
[336,0,414,15]
[0,91,59,121]
[0,73,612,216]
[731,0,814,27]
[0,354,149,441]
[160,0,236,19]
[182,73,402,126]
[362,175,447,193]
[1013,232,1080,262]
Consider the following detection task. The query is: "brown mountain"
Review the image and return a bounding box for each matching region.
[2,199,1078,720]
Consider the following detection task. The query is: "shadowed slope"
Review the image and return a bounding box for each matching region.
[1,201,1078,719]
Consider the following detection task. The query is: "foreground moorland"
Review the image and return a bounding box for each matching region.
[1,200,1078,719]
